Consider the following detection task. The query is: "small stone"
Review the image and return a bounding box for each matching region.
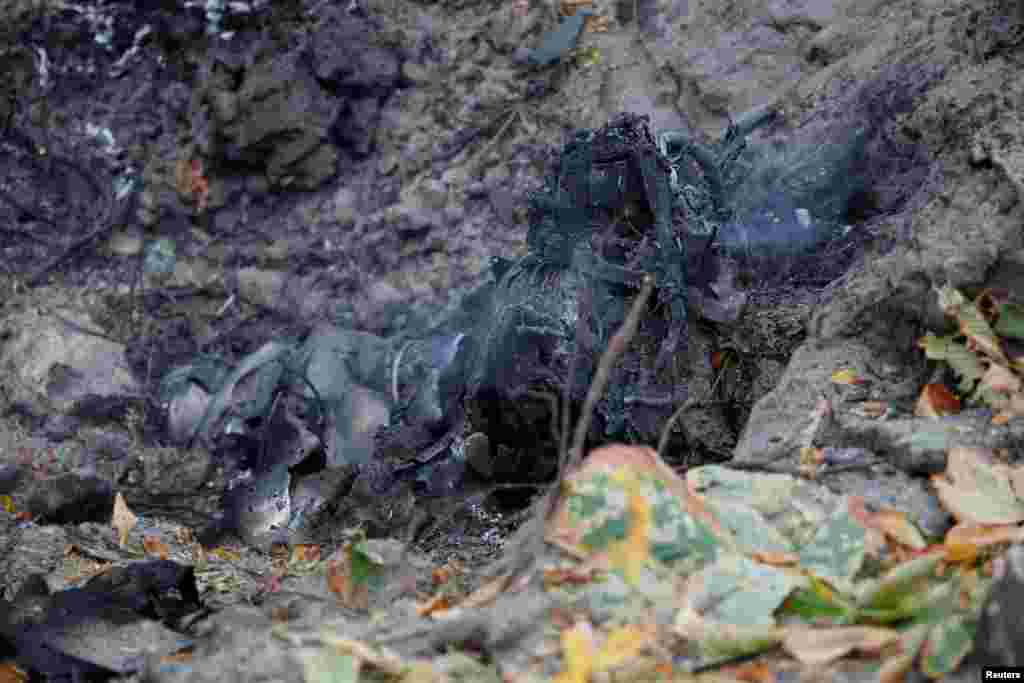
[465,181,487,198]
[401,61,432,84]
[464,432,493,479]
[795,208,811,227]
[444,206,465,224]
[210,91,238,123]
[418,179,449,211]
[970,141,990,166]
[333,187,359,227]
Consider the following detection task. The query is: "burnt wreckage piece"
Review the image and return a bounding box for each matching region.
[465,105,858,444]
[522,112,687,373]
[160,109,865,511]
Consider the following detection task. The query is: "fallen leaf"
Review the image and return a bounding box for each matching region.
[606,469,653,585]
[673,607,783,663]
[142,535,169,559]
[936,285,1007,364]
[854,552,944,611]
[326,542,378,611]
[919,333,985,394]
[318,635,406,677]
[782,625,899,664]
[831,369,866,385]
[208,546,241,561]
[848,497,927,550]
[543,566,604,588]
[416,593,454,617]
[920,614,973,678]
[914,383,961,418]
[454,573,511,610]
[749,550,799,567]
[932,447,1024,524]
[291,544,322,563]
[548,445,720,574]
[878,653,916,683]
[853,401,890,418]
[993,298,1024,340]
[552,621,595,683]
[0,661,29,682]
[110,492,137,548]
[711,349,739,371]
[943,522,1024,562]
[591,624,654,672]
[432,560,463,586]
[730,660,776,683]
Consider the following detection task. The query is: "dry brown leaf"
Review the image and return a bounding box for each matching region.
[979,362,1022,395]
[782,625,899,664]
[415,593,454,617]
[583,14,609,31]
[291,544,321,563]
[451,572,510,610]
[854,401,890,418]
[943,522,1024,562]
[878,653,916,683]
[142,535,169,559]
[932,448,1024,524]
[318,635,406,677]
[431,559,464,586]
[848,497,926,550]
[325,545,369,610]
[111,492,137,548]
[749,550,800,567]
[914,383,961,418]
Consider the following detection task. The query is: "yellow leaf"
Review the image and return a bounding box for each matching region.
[209,546,241,561]
[592,624,653,671]
[943,522,1024,562]
[831,368,865,385]
[607,469,652,585]
[553,622,595,683]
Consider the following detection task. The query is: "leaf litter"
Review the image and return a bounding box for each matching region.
[232,283,1024,683]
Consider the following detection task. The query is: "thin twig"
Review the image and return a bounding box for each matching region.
[468,109,520,178]
[568,274,654,469]
[541,274,655,522]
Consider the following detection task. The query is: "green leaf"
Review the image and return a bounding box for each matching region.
[582,516,629,549]
[920,614,974,677]
[855,552,946,610]
[995,302,1024,340]
[781,586,854,624]
[708,499,794,555]
[798,506,866,594]
[349,541,384,590]
[568,489,608,520]
[686,553,808,626]
[301,651,358,683]
[920,333,985,393]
